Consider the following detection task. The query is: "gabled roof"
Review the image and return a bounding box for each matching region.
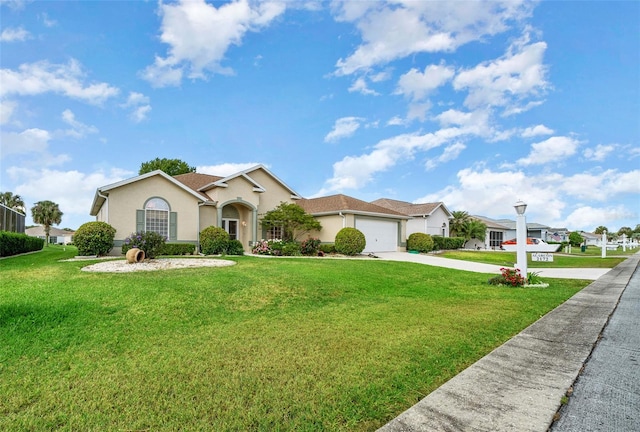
[90,170,210,215]
[298,194,408,219]
[471,215,511,230]
[194,164,302,199]
[372,198,452,218]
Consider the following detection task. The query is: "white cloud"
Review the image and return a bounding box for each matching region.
[453,33,548,110]
[583,144,616,161]
[324,117,364,142]
[415,167,640,230]
[395,63,455,101]
[564,205,637,232]
[0,59,119,104]
[40,12,57,27]
[0,26,30,42]
[141,0,286,87]
[425,142,466,171]
[121,92,151,123]
[197,162,265,177]
[61,109,98,138]
[521,124,554,138]
[348,76,379,95]
[333,0,533,75]
[6,166,133,228]
[0,100,17,124]
[517,136,581,166]
[0,128,51,158]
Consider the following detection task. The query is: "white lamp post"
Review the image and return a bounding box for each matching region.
[514,200,528,277]
[601,231,607,258]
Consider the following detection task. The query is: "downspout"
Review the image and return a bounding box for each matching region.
[339,211,346,228]
[98,191,108,223]
[198,202,206,255]
[423,215,427,234]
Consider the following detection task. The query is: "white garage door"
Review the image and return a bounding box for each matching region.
[356,218,398,252]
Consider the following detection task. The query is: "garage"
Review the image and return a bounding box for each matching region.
[356,218,398,252]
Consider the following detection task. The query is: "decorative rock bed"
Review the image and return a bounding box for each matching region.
[80,258,236,273]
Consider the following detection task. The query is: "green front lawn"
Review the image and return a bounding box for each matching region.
[1,246,590,431]
[438,249,631,268]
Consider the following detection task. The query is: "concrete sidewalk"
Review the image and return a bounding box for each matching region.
[377,253,639,432]
[375,252,610,280]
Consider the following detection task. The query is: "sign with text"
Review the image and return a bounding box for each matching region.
[532,253,554,262]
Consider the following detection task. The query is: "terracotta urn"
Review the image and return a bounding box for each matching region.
[126,248,145,264]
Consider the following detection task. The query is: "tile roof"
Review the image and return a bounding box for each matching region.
[298,194,408,218]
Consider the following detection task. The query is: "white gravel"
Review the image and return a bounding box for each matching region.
[80,258,236,273]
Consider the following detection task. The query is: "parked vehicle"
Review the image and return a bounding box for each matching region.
[501,238,561,252]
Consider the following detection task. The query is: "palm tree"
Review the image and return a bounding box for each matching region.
[594,226,608,234]
[31,200,63,246]
[450,211,471,237]
[461,219,487,243]
[0,191,26,213]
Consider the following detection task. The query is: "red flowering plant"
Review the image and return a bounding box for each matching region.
[488,267,527,287]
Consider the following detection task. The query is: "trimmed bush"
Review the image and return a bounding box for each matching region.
[200,226,229,255]
[407,233,434,253]
[122,231,166,259]
[432,235,465,250]
[226,239,245,256]
[74,221,116,256]
[161,243,196,256]
[335,227,366,256]
[0,231,45,257]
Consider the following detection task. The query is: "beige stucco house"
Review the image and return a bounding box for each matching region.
[372,198,452,238]
[90,165,409,255]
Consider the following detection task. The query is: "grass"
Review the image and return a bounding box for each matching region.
[1,245,592,431]
[437,249,633,268]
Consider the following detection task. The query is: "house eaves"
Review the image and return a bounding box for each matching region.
[198,164,302,199]
[90,170,210,216]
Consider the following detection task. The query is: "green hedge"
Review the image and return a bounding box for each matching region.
[0,231,45,257]
[161,243,196,256]
[432,236,465,250]
[407,233,434,252]
[335,228,366,256]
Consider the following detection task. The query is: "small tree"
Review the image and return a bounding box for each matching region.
[569,231,584,247]
[260,202,322,242]
[139,158,196,176]
[594,226,608,235]
[460,219,487,243]
[31,200,63,246]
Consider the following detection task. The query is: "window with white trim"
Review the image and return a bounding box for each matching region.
[145,198,169,238]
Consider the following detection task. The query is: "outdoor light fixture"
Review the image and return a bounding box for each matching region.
[514,200,528,277]
[514,200,527,215]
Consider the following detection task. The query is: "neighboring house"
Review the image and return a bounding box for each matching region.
[1,203,25,234]
[495,219,551,241]
[371,198,451,237]
[90,165,409,255]
[469,215,511,250]
[26,226,74,244]
[580,231,601,247]
[546,228,569,243]
[298,194,408,253]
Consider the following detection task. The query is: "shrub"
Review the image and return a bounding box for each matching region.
[432,236,466,250]
[251,239,299,256]
[407,233,434,252]
[226,239,245,256]
[0,231,45,257]
[335,227,366,256]
[300,237,321,256]
[122,231,166,259]
[200,226,229,255]
[252,239,271,255]
[488,267,526,287]
[161,243,196,256]
[319,243,336,254]
[74,221,116,256]
[281,241,301,256]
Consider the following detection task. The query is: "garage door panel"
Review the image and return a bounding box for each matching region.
[356,219,397,252]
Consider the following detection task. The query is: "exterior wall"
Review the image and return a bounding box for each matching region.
[405,208,450,237]
[250,169,298,213]
[309,214,347,243]
[104,175,201,246]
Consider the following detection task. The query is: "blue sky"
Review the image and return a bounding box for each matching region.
[1,0,638,232]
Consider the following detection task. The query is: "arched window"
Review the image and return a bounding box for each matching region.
[145,198,170,238]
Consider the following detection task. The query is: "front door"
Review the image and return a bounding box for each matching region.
[223,219,239,240]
